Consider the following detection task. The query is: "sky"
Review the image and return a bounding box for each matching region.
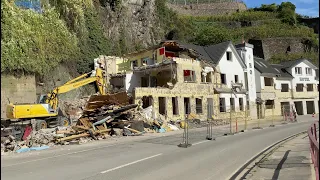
[243,0,319,17]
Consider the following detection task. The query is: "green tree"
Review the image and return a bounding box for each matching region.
[192,26,232,46]
[278,2,297,25]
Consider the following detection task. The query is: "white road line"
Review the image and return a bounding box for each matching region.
[192,140,209,146]
[2,144,117,168]
[100,153,162,174]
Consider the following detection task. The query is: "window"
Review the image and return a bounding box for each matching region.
[226,52,232,61]
[295,67,302,75]
[201,72,212,83]
[234,75,239,83]
[307,84,314,91]
[296,84,304,92]
[183,70,196,82]
[265,100,274,109]
[249,63,252,68]
[172,97,179,115]
[281,84,289,92]
[219,98,226,112]
[230,98,235,111]
[239,98,244,111]
[264,77,273,86]
[141,57,148,66]
[158,97,166,115]
[196,98,202,114]
[306,68,312,76]
[221,74,226,84]
[131,60,138,69]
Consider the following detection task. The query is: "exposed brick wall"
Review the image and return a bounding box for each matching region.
[249,38,306,61]
[167,2,247,16]
[1,75,37,118]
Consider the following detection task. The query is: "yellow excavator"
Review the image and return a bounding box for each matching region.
[5,68,106,130]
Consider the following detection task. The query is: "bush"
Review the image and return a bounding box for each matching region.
[1,1,79,75]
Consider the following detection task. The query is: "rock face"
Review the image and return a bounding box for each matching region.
[98,0,163,52]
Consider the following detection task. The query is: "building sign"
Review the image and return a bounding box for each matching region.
[300,77,310,81]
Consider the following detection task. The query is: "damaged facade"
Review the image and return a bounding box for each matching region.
[95,40,319,122]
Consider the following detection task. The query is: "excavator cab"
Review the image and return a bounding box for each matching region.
[38,94,47,104]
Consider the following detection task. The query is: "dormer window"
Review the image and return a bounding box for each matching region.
[295,67,302,75]
[306,67,312,76]
[226,52,232,61]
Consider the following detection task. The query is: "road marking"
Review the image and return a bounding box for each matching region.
[2,144,117,167]
[192,140,209,146]
[100,153,162,174]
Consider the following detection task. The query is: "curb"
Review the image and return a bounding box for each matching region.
[228,130,307,180]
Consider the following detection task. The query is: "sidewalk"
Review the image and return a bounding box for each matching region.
[243,133,315,180]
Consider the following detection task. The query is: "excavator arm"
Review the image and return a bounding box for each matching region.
[45,68,106,110]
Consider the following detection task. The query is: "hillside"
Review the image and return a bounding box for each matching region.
[1,0,319,77]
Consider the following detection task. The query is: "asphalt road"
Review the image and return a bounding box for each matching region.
[1,118,315,180]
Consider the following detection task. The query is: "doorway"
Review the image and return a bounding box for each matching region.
[184,98,191,115]
[207,98,213,119]
[306,101,315,114]
[294,101,303,115]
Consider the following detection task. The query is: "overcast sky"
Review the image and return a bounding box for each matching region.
[243,0,319,17]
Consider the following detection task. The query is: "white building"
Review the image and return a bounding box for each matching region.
[277,59,319,115]
[204,41,248,114]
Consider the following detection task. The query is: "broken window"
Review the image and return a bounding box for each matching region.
[158,97,166,115]
[142,96,153,109]
[226,51,232,61]
[183,70,196,82]
[234,75,239,83]
[265,100,274,109]
[141,77,149,87]
[230,98,235,111]
[201,72,212,83]
[131,60,138,70]
[220,98,226,112]
[172,97,179,115]
[296,84,304,92]
[239,98,244,111]
[110,76,125,90]
[196,98,202,114]
[306,68,312,76]
[295,67,302,75]
[281,84,289,92]
[221,74,226,84]
[307,84,314,91]
[264,77,273,86]
[141,57,148,66]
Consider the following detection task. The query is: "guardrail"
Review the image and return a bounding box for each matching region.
[308,121,319,180]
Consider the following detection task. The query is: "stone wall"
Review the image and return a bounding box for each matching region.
[249,38,306,61]
[1,75,37,118]
[167,2,247,16]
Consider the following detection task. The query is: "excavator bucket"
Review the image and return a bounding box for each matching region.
[85,92,129,111]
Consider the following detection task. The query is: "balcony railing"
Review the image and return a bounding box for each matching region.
[257,92,276,100]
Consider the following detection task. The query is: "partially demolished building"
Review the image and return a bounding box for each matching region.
[94,40,258,121]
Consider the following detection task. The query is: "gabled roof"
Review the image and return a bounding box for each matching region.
[279,59,318,69]
[271,64,294,79]
[204,41,231,64]
[254,57,279,76]
[204,41,247,68]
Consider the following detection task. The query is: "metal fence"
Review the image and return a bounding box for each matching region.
[308,121,319,180]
